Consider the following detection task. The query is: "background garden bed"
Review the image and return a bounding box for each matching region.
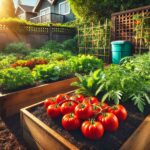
[20,96,150,150]
[0,77,77,117]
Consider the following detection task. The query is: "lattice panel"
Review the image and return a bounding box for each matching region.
[111,5,150,53]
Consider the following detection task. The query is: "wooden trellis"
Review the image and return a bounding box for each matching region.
[78,20,111,63]
[111,5,150,54]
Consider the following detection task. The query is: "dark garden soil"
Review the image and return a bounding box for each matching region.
[0,115,29,150]
[29,102,150,150]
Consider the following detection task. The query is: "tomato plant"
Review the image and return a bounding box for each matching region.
[75,103,93,119]
[62,113,81,130]
[61,101,77,115]
[44,97,56,108]
[47,104,61,118]
[108,105,127,121]
[97,112,119,132]
[81,120,104,140]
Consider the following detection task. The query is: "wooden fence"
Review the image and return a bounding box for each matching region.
[111,5,150,53]
[0,24,76,49]
[0,24,76,35]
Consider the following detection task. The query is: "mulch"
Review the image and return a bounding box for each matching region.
[0,116,27,150]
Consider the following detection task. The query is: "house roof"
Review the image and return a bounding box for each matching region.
[19,4,34,12]
[33,0,58,12]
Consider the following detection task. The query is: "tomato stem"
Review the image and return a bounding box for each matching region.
[58,99,79,106]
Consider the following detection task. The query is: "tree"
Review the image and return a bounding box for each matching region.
[68,0,150,21]
[0,0,15,18]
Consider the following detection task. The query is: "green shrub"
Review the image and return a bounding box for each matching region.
[0,54,17,69]
[40,41,63,53]
[0,67,35,92]
[4,42,29,54]
[62,36,78,54]
[25,50,52,60]
[32,63,61,83]
[73,53,150,112]
[70,55,104,74]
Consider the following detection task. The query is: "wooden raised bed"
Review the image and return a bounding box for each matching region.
[20,97,150,150]
[0,77,77,117]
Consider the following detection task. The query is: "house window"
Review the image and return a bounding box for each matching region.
[18,13,25,19]
[40,7,50,16]
[59,1,70,15]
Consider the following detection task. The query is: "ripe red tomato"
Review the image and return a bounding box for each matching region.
[108,104,127,121]
[83,97,99,104]
[62,113,81,130]
[70,94,84,103]
[93,102,109,110]
[81,120,104,140]
[75,103,93,119]
[56,94,70,103]
[135,20,141,25]
[60,101,77,115]
[97,113,119,132]
[44,97,56,108]
[92,104,101,115]
[47,104,61,118]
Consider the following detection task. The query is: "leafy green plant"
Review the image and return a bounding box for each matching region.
[62,36,78,54]
[72,53,150,112]
[72,69,103,96]
[4,42,30,54]
[32,63,62,83]
[70,55,104,74]
[40,41,63,53]
[0,67,35,92]
[0,54,17,69]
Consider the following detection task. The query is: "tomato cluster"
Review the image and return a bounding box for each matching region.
[44,94,127,140]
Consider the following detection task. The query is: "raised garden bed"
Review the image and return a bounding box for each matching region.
[0,77,77,117]
[20,93,150,150]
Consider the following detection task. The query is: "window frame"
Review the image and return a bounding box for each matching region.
[40,7,51,16]
[59,1,70,15]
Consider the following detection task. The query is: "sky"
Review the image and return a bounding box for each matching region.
[13,0,37,6]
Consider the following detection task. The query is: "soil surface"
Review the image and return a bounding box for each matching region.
[30,102,150,150]
[0,116,27,150]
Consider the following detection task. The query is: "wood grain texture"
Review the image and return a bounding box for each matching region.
[0,77,77,117]
[21,108,79,150]
[120,115,150,150]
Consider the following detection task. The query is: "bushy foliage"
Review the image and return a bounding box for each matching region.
[40,41,63,53]
[0,54,17,69]
[0,67,35,92]
[11,58,48,69]
[62,36,78,54]
[33,55,103,83]
[73,53,150,112]
[68,0,150,21]
[4,42,30,54]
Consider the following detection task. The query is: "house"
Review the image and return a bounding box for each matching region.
[16,0,75,24]
[16,4,37,21]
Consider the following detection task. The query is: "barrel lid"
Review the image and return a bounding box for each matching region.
[111,40,132,45]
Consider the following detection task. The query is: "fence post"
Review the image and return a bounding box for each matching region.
[49,24,53,40]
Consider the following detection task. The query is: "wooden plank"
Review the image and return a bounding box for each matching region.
[0,77,78,117]
[120,115,150,150]
[21,108,79,150]
[112,5,150,16]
